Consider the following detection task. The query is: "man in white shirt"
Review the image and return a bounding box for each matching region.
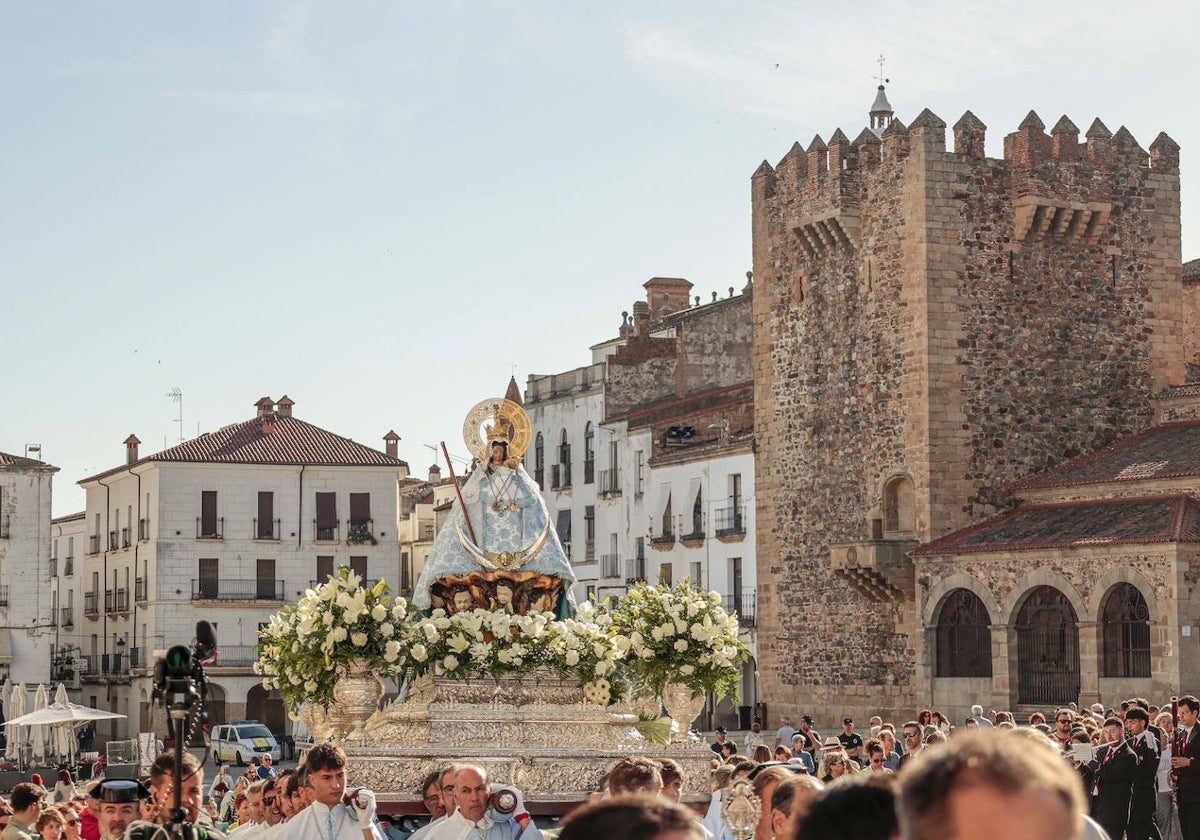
[424,765,538,840]
[408,766,458,840]
[282,743,382,840]
[776,717,797,750]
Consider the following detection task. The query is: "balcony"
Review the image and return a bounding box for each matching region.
[205,645,258,669]
[310,578,379,591]
[63,557,74,576]
[649,531,676,550]
[84,591,99,617]
[135,577,148,603]
[583,459,595,485]
[196,517,224,540]
[89,535,100,555]
[314,520,340,543]
[714,504,747,539]
[723,592,757,626]
[103,653,130,678]
[191,579,285,602]
[625,556,646,584]
[50,557,58,578]
[418,523,435,541]
[0,515,8,538]
[829,539,918,601]
[346,519,377,545]
[0,585,8,607]
[104,589,128,614]
[138,518,150,541]
[121,527,131,549]
[597,468,621,498]
[254,518,281,541]
[551,463,572,490]
[108,531,119,551]
[80,655,99,679]
[60,607,74,627]
[599,554,621,579]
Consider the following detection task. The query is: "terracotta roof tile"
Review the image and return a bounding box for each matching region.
[915,494,1200,556]
[145,416,406,468]
[0,451,57,470]
[1012,421,1200,490]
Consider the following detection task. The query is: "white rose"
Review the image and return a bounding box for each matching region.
[674,639,688,652]
[330,627,348,643]
[304,679,317,691]
[411,644,428,662]
[351,632,368,647]
[443,655,459,671]
[423,623,440,642]
[322,612,335,626]
[391,603,406,619]
[565,650,580,666]
[380,622,394,638]
[679,664,695,675]
[384,640,401,663]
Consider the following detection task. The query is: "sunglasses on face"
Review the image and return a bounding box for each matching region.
[263,797,277,806]
[828,759,843,766]
[65,820,80,826]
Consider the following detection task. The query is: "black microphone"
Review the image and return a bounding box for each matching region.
[195,621,217,658]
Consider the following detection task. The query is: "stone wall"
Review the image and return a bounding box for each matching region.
[751,108,1185,722]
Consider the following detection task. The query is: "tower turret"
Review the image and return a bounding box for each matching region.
[869,84,893,134]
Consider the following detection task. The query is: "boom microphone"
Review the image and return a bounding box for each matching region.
[195,621,217,657]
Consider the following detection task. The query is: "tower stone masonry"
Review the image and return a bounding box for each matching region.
[751,98,1185,720]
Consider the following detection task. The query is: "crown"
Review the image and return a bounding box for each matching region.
[485,422,512,444]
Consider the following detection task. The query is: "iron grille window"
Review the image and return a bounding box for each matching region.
[1016,586,1080,705]
[1101,583,1151,678]
[934,589,992,677]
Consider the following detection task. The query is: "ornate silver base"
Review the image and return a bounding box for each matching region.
[345,674,713,801]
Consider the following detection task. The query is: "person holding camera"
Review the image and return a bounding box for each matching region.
[282,744,381,840]
[423,765,538,840]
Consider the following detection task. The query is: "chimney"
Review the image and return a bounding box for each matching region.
[254,397,275,418]
[261,414,276,435]
[124,434,141,465]
[383,430,401,459]
[632,301,651,336]
[428,463,442,483]
[643,277,693,319]
[276,395,294,418]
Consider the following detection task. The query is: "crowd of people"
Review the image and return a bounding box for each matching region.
[5,693,1200,840]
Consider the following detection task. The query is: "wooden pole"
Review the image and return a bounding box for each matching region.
[441,442,477,546]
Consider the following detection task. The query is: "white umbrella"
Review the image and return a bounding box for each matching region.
[6,702,127,727]
[5,683,25,762]
[0,679,8,760]
[52,684,74,759]
[29,683,48,764]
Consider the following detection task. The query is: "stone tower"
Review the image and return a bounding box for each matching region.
[750,99,1185,720]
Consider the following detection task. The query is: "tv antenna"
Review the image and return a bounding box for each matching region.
[166,387,184,442]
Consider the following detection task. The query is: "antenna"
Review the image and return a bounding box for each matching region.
[875,54,889,86]
[166,387,184,442]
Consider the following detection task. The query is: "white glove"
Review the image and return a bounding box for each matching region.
[487,783,527,820]
[350,788,377,828]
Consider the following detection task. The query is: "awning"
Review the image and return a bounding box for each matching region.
[0,630,11,664]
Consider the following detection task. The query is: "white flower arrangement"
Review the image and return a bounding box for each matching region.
[255,568,408,713]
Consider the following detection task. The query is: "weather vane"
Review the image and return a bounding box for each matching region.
[876,54,889,86]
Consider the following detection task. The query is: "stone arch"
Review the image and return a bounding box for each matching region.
[1086,566,1161,624]
[1097,580,1152,679]
[206,681,228,727]
[245,684,285,735]
[881,474,916,535]
[1004,569,1087,628]
[923,572,1001,628]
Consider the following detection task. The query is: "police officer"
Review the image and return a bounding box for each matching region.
[91,780,151,840]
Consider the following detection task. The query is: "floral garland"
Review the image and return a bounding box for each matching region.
[256,573,746,713]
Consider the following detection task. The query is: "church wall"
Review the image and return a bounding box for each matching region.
[752,107,1185,723]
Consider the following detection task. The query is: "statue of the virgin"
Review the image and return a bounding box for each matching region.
[411,397,576,617]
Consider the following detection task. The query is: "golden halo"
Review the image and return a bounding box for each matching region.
[462,397,532,463]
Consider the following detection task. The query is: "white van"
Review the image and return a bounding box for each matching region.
[210,720,281,765]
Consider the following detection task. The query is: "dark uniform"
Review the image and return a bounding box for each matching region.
[1091,739,1137,840]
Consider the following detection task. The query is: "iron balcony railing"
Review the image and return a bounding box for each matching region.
[121,527,131,548]
[714,504,746,536]
[551,463,572,490]
[135,577,148,602]
[191,579,285,602]
[723,592,757,625]
[138,518,150,541]
[89,535,100,555]
[205,645,258,668]
[254,518,281,540]
[625,557,646,583]
[597,468,621,497]
[0,585,9,607]
[314,520,340,542]
[80,655,99,677]
[60,607,74,627]
[346,519,376,544]
[63,558,74,576]
[196,517,224,539]
[583,459,595,484]
[108,531,119,551]
[84,591,99,615]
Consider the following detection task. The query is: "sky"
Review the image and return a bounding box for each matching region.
[2,0,1197,516]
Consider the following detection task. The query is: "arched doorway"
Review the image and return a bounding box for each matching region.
[245,685,286,735]
[206,683,228,728]
[1016,586,1080,705]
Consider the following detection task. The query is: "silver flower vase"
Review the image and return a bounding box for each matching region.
[660,681,704,742]
[332,659,384,743]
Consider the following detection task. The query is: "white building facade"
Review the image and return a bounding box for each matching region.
[0,451,59,685]
[70,396,408,744]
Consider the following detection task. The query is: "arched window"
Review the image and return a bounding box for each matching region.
[1101,583,1151,678]
[584,422,595,484]
[533,433,545,489]
[935,589,992,677]
[1015,586,1080,705]
[883,476,916,534]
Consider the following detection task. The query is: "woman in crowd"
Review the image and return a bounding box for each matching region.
[53,806,80,840]
[817,748,855,784]
[52,771,76,805]
[36,809,66,840]
[774,746,792,763]
[753,745,772,764]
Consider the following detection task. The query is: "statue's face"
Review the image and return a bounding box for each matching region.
[453,590,474,612]
[495,584,513,605]
[490,443,506,464]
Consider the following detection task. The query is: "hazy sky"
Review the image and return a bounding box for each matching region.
[2,1,1196,515]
